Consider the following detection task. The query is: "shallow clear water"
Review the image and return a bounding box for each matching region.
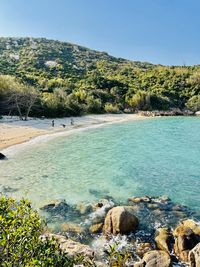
[0,117,200,214]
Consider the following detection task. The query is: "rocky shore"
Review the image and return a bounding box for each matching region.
[40,196,200,266]
[138,109,195,117]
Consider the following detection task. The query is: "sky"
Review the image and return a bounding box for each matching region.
[0,0,200,66]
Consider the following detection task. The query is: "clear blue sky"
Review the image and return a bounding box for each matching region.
[0,0,200,65]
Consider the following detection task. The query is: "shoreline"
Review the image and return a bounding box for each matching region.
[0,114,147,156]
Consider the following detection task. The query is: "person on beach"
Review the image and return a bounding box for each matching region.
[70,118,74,126]
[51,120,54,127]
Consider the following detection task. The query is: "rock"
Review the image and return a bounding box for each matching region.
[182,220,200,235]
[40,199,69,215]
[174,233,199,262]
[94,198,115,212]
[173,220,200,262]
[195,111,200,116]
[103,206,139,235]
[0,152,6,160]
[136,243,153,258]
[89,223,103,234]
[155,228,173,253]
[147,203,159,210]
[134,250,172,267]
[88,199,115,225]
[189,243,200,267]
[41,233,94,258]
[128,196,151,203]
[0,185,18,193]
[75,202,94,215]
[155,196,170,203]
[95,202,104,208]
[173,220,200,237]
[61,222,84,234]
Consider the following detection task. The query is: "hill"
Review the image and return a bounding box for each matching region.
[0,37,153,85]
[0,37,200,117]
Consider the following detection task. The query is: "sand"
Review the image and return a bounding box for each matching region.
[0,114,145,152]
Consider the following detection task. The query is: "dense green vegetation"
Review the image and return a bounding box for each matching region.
[0,195,77,266]
[0,37,200,117]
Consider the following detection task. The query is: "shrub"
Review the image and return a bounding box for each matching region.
[0,195,75,266]
[104,103,121,114]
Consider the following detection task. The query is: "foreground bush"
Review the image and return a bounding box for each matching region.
[0,195,75,266]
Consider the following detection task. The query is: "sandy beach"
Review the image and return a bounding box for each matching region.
[0,114,145,152]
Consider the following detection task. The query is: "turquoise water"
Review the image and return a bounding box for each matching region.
[0,117,200,214]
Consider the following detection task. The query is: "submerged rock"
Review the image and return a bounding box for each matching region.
[103,206,139,235]
[40,199,69,216]
[61,222,84,234]
[0,185,18,193]
[134,250,172,267]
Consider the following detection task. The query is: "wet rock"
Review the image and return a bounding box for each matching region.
[182,220,200,235]
[0,185,18,193]
[61,222,84,234]
[136,242,153,258]
[153,196,171,203]
[88,199,115,225]
[40,199,69,216]
[147,203,160,210]
[0,152,6,160]
[155,228,173,253]
[103,206,139,235]
[173,220,200,262]
[172,211,188,220]
[128,196,151,203]
[41,233,94,258]
[134,250,172,267]
[89,188,110,199]
[89,223,103,234]
[75,202,94,215]
[94,198,115,212]
[189,242,200,267]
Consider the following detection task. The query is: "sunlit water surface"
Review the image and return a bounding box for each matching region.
[1,117,200,215]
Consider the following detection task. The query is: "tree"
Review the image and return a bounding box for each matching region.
[186,95,200,112]
[0,75,38,120]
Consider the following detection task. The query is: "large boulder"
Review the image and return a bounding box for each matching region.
[155,228,173,253]
[134,250,172,267]
[41,234,94,258]
[173,220,200,262]
[189,243,200,267]
[0,152,6,160]
[103,206,139,235]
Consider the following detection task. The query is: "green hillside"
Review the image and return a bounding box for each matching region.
[0,37,153,85]
[0,37,200,117]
